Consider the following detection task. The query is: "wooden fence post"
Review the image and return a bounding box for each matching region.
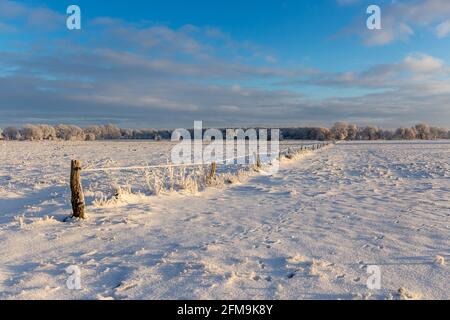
[70,160,86,219]
[208,162,217,182]
[256,153,262,168]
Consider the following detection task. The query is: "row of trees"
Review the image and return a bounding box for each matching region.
[0,124,172,141]
[282,123,450,141]
[0,123,449,141]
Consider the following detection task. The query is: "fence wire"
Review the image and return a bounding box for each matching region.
[82,144,324,173]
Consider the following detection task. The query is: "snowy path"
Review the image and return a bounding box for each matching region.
[0,142,448,299]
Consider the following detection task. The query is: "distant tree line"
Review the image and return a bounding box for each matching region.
[0,123,449,141]
[281,123,450,141]
[0,124,172,141]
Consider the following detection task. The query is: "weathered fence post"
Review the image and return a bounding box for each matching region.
[70,160,86,219]
[207,162,217,183]
[256,153,262,168]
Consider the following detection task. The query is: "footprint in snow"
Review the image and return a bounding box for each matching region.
[287,271,296,279]
[252,275,261,281]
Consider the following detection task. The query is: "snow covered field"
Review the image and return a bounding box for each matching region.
[0,140,448,300]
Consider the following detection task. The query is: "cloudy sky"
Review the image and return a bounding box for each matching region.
[1,0,450,128]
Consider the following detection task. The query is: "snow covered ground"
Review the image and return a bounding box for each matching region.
[0,140,448,300]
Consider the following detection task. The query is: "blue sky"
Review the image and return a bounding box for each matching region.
[1,0,450,128]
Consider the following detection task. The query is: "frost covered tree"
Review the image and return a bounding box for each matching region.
[347,124,358,141]
[21,124,44,140]
[84,133,96,141]
[394,128,406,140]
[84,125,103,140]
[331,122,349,140]
[429,127,448,139]
[38,124,57,140]
[405,127,417,140]
[101,124,121,139]
[381,129,394,140]
[2,127,21,140]
[310,127,332,141]
[0,122,447,141]
[415,123,431,140]
[120,128,134,139]
[131,129,143,139]
[395,127,416,140]
[55,124,71,140]
[358,126,380,140]
[55,124,85,141]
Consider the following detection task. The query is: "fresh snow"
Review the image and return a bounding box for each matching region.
[0,140,449,300]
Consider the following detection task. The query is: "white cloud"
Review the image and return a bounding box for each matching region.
[402,53,443,74]
[0,0,64,31]
[363,22,414,46]
[281,53,450,98]
[436,20,450,38]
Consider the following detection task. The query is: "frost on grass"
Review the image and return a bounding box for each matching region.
[88,144,323,206]
[92,186,149,208]
[397,287,422,300]
[13,215,25,229]
[434,255,445,266]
